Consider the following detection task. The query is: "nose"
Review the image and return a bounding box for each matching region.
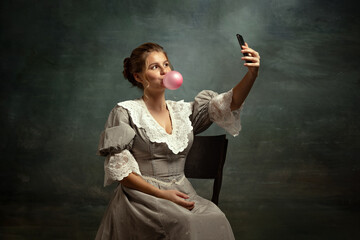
[160,66,168,75]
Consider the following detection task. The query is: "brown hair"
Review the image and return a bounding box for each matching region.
[123,42,171,89]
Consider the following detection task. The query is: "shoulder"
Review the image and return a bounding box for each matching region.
[116,98,142,110]
[166,99,192,112]
[166,100,193,116]
[194,90,219,102]
[106,99,141,122]
[113,99,142,115]
[113,98,146,125]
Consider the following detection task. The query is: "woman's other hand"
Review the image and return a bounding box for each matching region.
[158,189,195,210]
[241,42,260,77]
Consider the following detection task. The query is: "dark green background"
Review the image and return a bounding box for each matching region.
[1,0,359,239]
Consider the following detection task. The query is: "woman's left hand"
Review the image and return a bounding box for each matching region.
[241,42,260,76]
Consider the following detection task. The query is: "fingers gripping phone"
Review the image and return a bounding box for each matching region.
[236,34,251,63]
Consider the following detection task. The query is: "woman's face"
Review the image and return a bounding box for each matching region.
[135,51,171,91]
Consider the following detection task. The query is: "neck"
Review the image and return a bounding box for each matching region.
[142,90,166,112]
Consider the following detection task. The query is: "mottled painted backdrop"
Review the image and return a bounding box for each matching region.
[1,0,359,239]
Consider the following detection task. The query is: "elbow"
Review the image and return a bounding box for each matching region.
[119,172,133,187]
[119,172,141,188]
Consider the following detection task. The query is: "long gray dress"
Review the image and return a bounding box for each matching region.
[95,90,242,240]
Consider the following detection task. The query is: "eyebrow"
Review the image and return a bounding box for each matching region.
[148,60,169,67]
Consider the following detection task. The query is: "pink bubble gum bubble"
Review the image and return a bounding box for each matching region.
[163,71,183,90]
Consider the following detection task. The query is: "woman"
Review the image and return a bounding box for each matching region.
[96,42,260,239]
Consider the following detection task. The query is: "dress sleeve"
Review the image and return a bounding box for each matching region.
[103,150,141,187]
[191,89,243,136]
[97,106,136,156]
[97,106,141,187]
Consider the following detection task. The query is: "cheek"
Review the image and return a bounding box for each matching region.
[145,72,158,81]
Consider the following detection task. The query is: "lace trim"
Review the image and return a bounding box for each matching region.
[118,99,193,154]
[104,149,141,187]
[208,89,243,137]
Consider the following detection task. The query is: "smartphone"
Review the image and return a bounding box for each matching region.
[236,34,251,63]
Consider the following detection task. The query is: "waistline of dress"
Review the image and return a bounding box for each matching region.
[141,174,185,187]
[136,158,186,177]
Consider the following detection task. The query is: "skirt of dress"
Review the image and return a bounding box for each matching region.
[95,176,235,240]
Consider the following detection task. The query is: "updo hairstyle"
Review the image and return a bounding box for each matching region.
[123,42,171,89]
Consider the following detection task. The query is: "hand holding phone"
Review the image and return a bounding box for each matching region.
[236,34,251,63]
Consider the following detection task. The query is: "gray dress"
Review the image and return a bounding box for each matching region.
[95,90,241,240]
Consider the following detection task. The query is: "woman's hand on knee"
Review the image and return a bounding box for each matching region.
[158,189,195,210]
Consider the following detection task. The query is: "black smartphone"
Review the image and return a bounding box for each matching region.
[236,34,251,63]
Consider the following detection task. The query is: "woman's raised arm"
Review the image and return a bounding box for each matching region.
[230,42,260,111]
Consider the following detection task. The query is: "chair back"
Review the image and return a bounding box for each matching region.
[184,134,228,205]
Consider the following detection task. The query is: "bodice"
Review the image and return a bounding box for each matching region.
[131,127,194,178]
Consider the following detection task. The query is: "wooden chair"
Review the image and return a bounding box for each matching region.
[184,134,228,205]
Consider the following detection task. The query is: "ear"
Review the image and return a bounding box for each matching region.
[133,73,142,83]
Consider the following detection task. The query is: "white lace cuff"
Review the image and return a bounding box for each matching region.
[104,149,141,187]
[208,89,243,137]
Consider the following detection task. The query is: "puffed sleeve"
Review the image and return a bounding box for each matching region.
[191,88,243,136]
[97,106,141,186]
[97,106,136,156]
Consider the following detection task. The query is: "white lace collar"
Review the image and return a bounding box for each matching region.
[118,98,193,154]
